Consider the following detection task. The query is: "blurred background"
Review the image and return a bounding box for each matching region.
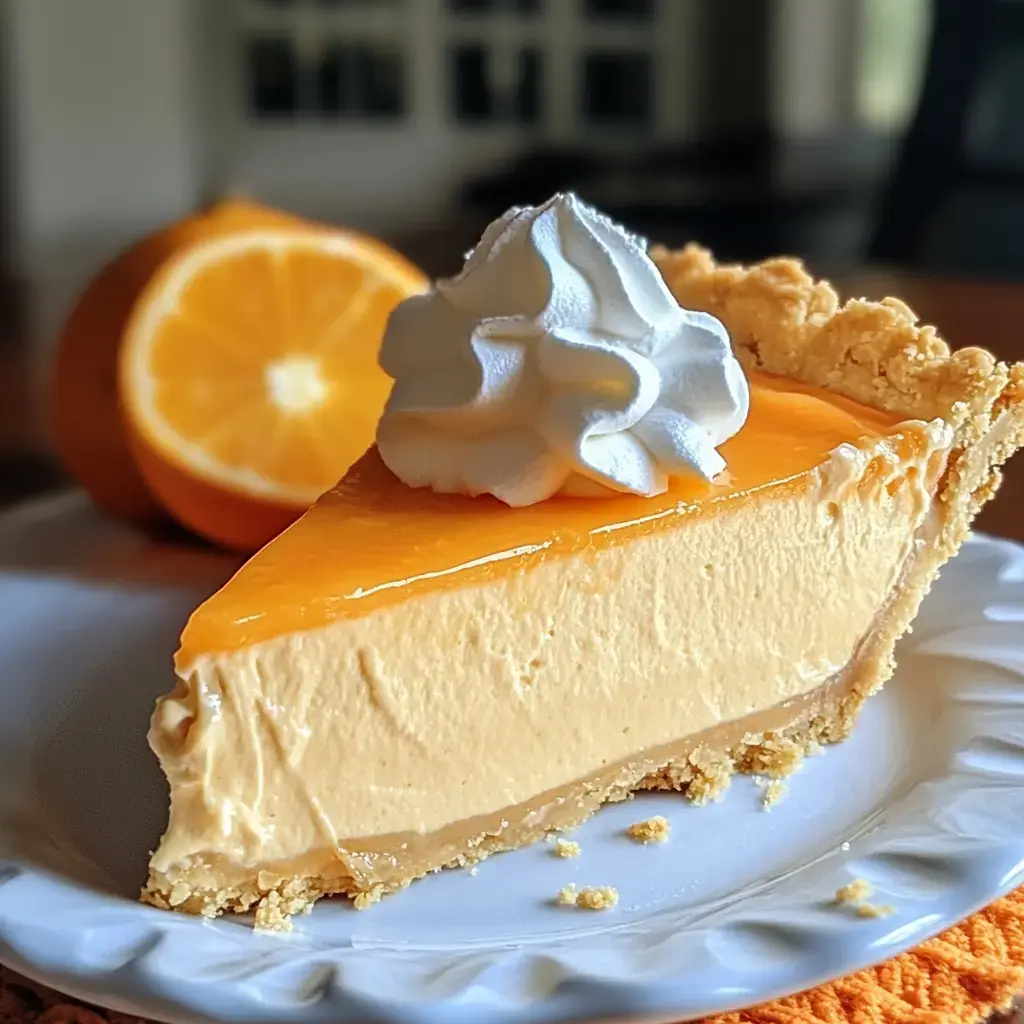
[1,0,1023,527]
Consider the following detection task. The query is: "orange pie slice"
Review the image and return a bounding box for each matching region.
[142,247,1024,929]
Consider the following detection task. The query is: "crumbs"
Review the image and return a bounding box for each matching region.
[557,883,619,910]
[551,814,675,911]
[756,777,788,810]
[856,902,895,919]
[556,883,580,906]
[578,886,619,910]
[626,815,670,843]
[835,879,873,905]
[835,878,894,919]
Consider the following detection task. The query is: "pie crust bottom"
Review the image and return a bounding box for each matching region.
[141,531,943,931]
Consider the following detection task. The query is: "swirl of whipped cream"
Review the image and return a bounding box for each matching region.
[376,193,750,506]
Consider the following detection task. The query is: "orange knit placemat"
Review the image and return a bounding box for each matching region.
[1,887,1023,1024]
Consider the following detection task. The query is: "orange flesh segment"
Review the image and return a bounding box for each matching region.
[139,238,417,500]
[178,372,907,666]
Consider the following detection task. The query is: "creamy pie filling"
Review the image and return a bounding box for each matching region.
[146,422,951,915]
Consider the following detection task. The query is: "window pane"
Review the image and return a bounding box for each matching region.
[315,44,405,118]
[583,0,654,21]
[449,0,541,12]
[249,36,298,117]
[452,45,492,121]
[856,0,929,132]
[355,46,405,116]
[515,48,542,123]
[582,52,652,126]
[968,46,1024,169]
[317,43,345,115]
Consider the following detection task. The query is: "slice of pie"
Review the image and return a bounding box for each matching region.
[141,212,1024,930]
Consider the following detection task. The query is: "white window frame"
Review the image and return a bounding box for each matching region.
[231,0,700,144]
[223,0,898,229]
[233,0,411,121]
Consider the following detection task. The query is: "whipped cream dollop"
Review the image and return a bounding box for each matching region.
[376,193,750,506]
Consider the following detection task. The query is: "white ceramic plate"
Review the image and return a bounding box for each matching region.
[1,493,1024,1024]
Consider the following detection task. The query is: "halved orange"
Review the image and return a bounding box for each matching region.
[50,199,311,525]
[119,226,427,552]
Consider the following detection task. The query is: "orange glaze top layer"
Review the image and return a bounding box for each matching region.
[177,371,905,666]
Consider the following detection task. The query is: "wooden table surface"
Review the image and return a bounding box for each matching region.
[0,266,1021,1024]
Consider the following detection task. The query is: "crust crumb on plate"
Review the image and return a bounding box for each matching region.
[626,815,671,843]
[833,879,895,918]
[856,902,896,919]
[554,838,581,858]
[835,879,874,905]
[756,777,789,810]
[576,886,619,910]
[555,883,579,906]
[555,884,619,910]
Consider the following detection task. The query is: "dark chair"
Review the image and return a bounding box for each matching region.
[870,0,1024,279]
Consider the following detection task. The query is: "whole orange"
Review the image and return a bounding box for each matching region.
[49,199,309,525]
[118,223,428,552]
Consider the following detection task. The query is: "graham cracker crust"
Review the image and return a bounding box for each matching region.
[142,248,1024,930]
